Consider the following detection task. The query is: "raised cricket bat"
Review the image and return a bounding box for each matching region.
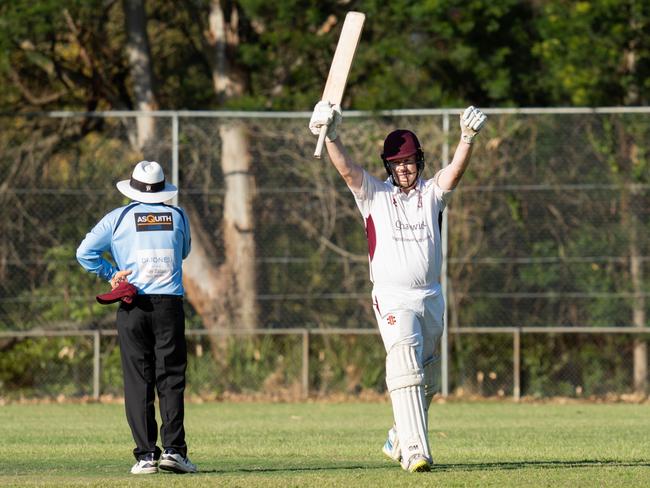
[314,11,365,158]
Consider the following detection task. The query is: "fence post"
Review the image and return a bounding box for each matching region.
[93,330,101,401]
[441,110,450,397]
[171,112,179,206]
[513,328,521,401]
[302,329,309,399]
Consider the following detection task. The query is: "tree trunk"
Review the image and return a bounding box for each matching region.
[123,0,157,151]
[220,123,257,328]
[178,1,258,341]
[206,0,244,101]
[208,0,228,101]
[182,123,258,333]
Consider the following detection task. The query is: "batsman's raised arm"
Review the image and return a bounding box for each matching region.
[436,106,487,191]
[309,101,363,192]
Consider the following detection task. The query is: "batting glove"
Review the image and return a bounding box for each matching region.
[309,101,342,142]
[460,106,487,144]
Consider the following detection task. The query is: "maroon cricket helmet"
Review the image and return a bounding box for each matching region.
[382,129,422,161]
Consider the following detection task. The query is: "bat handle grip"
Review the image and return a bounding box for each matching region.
[314,126,328,159]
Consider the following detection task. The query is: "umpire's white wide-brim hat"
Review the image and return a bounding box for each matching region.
[116,161,178,203]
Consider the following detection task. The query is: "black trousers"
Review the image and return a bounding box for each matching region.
[116,294,188,460]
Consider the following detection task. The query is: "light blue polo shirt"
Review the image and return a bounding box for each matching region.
[77,202,191,295]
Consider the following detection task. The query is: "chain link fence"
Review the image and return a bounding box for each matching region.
[0,108,648,400]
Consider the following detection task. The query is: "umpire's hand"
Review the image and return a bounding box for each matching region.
[110,270,132,290]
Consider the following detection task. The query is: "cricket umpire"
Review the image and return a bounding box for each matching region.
[76,160,197,475]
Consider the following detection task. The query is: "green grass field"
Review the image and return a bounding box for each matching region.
[1,400,649,487]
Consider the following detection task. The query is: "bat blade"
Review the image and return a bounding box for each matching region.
[314,11,365,158]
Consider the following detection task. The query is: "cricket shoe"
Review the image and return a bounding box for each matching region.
[402,454,432,473]
[130,453,158,474]
[159,448,198,474]
[382,426,402,463]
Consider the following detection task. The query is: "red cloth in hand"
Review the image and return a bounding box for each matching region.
[96,281,138,305]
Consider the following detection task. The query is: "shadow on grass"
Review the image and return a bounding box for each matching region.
[433,459,650,473]
[194,463,386,474]
[194,459,650,475]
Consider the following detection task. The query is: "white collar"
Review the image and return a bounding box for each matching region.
[389,178,423,197]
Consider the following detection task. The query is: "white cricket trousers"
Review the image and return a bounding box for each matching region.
[371,288,445,362]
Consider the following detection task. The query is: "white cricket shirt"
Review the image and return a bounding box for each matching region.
[351,170,453,295]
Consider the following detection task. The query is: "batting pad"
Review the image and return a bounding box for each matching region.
[390,386,431,465]
[423,355,441,411]
[385,344,424,392]
[386,345,431,464]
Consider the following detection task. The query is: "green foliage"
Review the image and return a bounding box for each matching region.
[0,337,94,397]
[533,1,650,105]
[0,0,127,111]
[100,339,123,395]
[451,333,514,396]
[350,0,543,108]
[1,0,650,111]
[521,334,637,397]
[0,332,389,399]
[310,334,385,394]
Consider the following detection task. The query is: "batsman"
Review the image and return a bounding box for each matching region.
[309,102,487,472]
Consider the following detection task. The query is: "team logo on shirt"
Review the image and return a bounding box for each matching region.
[395,220,426,231]
[393,219,430,242]
[134,212,173,232]
[387,314,397,326]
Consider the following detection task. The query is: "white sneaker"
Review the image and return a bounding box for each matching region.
[402,454,432,473]
[130,453,158,474]
[159,449,197,474]
[382,426,402,463]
